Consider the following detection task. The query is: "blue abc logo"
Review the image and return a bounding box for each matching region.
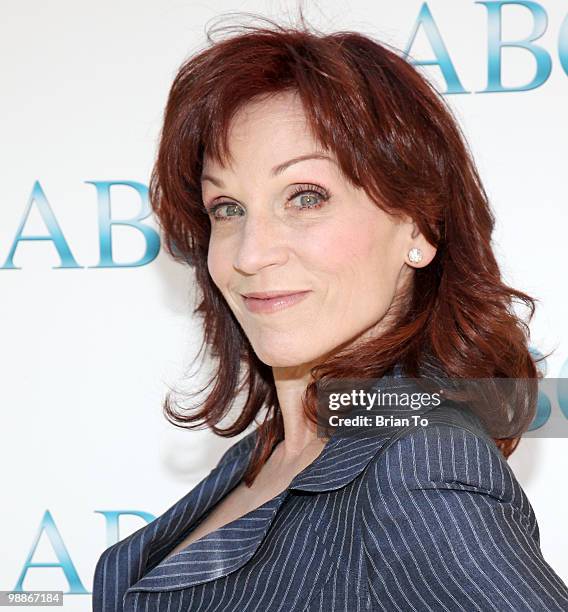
[529,349,568,431]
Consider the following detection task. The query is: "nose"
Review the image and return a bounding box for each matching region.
[233,210,289,275]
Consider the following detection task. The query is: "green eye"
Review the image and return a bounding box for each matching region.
[205,183,331,222]
[288,189,328,210]
[207,202,244,221]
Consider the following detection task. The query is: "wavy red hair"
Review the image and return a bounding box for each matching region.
[149,12,546,484]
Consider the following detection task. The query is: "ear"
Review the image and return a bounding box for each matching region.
[405,221,437,268]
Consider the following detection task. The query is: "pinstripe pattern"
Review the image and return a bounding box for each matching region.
[93,373,568,611]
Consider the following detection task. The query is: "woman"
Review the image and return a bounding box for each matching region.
[93,13,568,611]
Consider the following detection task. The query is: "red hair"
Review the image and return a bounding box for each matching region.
[149,12,546,484]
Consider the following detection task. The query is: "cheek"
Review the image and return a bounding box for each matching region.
[311,215,400,285]
[356,228,400,282]
[304,215,365,259]
[206,240,229,289]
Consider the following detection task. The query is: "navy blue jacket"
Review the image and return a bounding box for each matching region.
[93,382,568,611]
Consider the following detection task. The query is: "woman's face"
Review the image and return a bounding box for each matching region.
[202,91,421,369]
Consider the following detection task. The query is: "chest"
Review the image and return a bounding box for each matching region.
[123,482,369,612]
[161,451,314,561]
[161,481,275,559]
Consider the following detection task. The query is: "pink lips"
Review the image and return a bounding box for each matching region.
[241,290,311,314]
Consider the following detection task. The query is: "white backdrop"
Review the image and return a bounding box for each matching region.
[1,1,567,609]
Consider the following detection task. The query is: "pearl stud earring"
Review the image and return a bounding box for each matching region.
[408,247,423,264]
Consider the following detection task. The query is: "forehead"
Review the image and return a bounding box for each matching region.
[201,91,324,175]
[231,90,308,132]
[201,152,340,190]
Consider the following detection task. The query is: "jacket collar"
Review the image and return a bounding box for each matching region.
[287,359,445,492]
[120,442,261,599]
[121,359,447,598]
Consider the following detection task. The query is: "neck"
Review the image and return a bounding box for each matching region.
[272,360,326,458]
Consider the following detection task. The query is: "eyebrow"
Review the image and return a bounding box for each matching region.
[200,153,333,188]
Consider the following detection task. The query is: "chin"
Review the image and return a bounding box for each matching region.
[251,345,320,369]
[254,353,305,368]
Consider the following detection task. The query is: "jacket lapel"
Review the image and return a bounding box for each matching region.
[120,358,456,597]
[113,444,256,600]
[125,486,290,594]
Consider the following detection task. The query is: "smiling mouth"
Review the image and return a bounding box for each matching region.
[240,290,312,314]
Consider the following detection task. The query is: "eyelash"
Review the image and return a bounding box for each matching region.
[205,183,331,222]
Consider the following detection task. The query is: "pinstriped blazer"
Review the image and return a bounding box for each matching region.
[92,377,568,611]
